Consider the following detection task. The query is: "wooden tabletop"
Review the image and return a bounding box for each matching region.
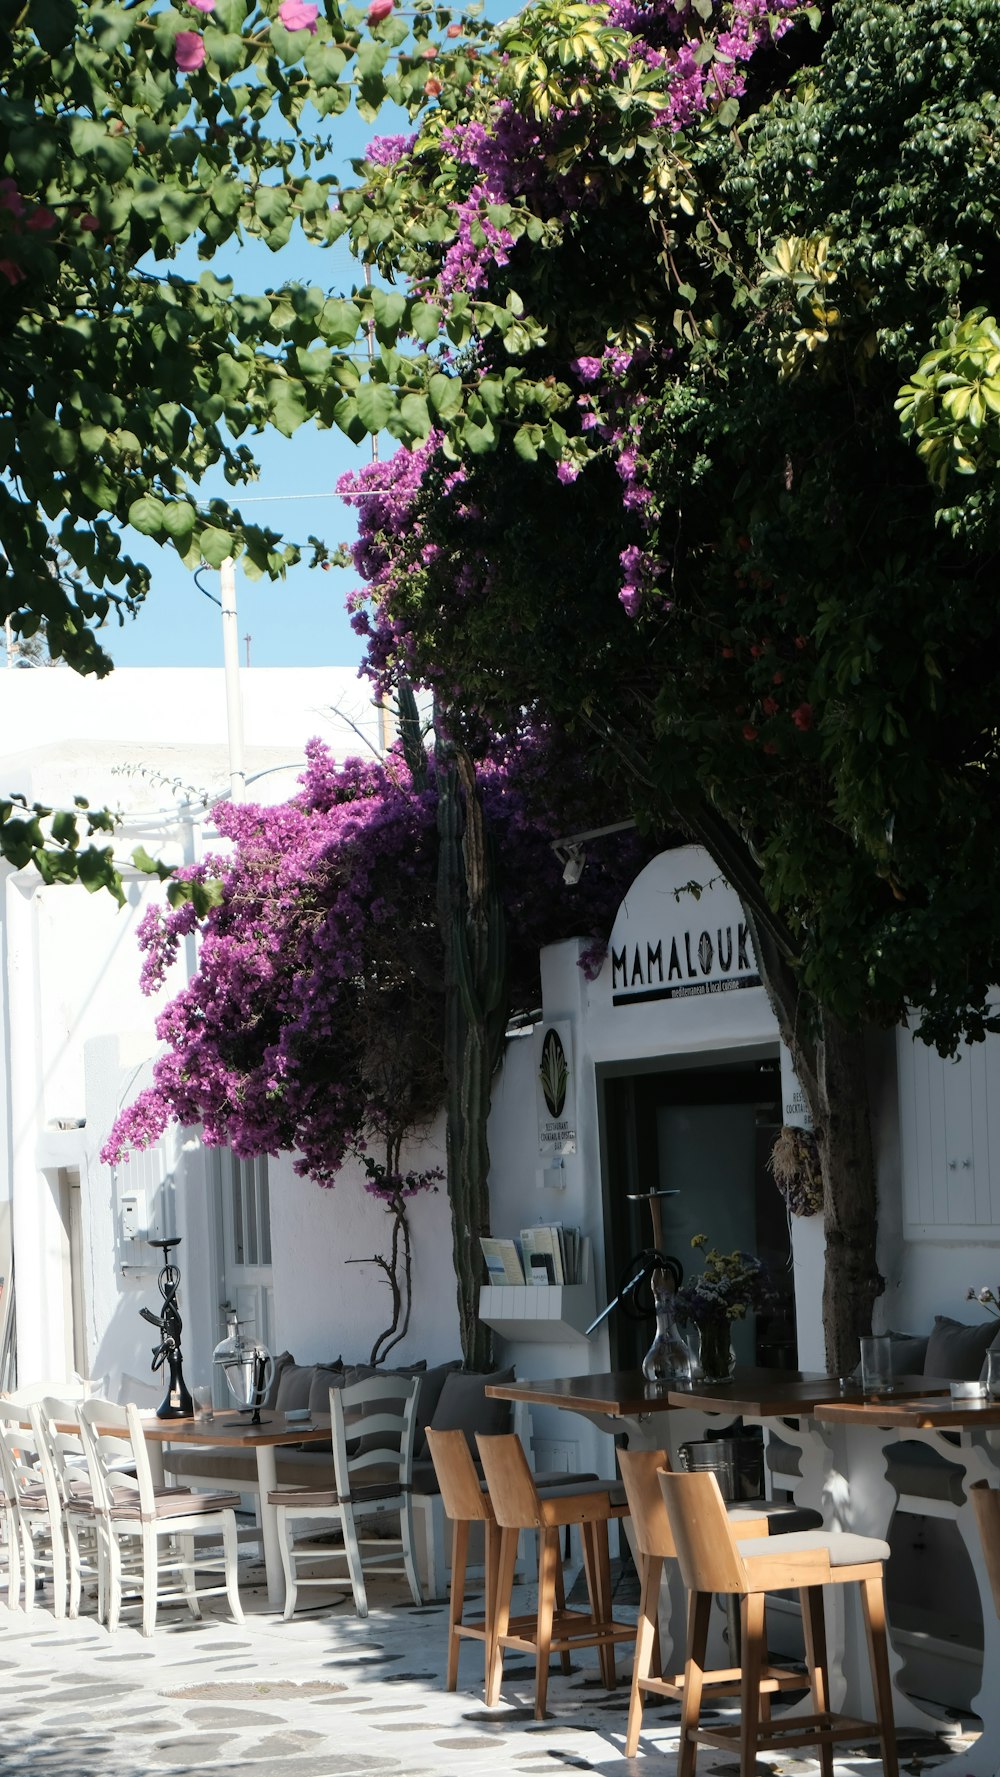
[665,1371,949,1417]
[129,1413,333,1449]
[814,1393,1000,1430]
[486,1369,954,1421]
[485,1370,657,1417]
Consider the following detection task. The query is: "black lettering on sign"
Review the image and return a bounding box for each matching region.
[697,931,713,975]
[612,947,627,988]
[647,940,663,983]
[738,923,750,971]
[718,926,733,972]
[668,937,682,981]
[631,946,644,986]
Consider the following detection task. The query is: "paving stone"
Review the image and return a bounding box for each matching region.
[183,1706,287,1727]
[148,1735,231,1762]
[241,1731,327,1759]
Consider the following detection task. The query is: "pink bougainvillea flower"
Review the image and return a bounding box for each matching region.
[792,703,814,731]
[368,0,394,20]
[25,207,57,233]
[79,213,100,232]
[188,0,215,10]
[0,258,25,287]
[279,0,319,31]
[174,30,206,69]
[0,178,25,218]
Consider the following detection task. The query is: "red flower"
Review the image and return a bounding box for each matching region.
[79,214,100,232]
[368,0,394,19]
[0,258,25,286]
[771,670,783,685]
[761,696,778,717]
[447,22,461,35]
[794,634,809,651]
[792,703,813,731]
[424,75,442,94]
[721,646,735,659]
[742,724,758,742]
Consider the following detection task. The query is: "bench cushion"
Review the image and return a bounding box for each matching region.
[925,1316,999,1382]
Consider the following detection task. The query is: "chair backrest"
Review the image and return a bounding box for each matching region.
[658,1467,748,1594]
[971,1481,1000,1618]
[425,1427,492,1525]
[0,1401,58,1520]
[1,1378,95,1407]
[617,1448,675,1559]
[330,1376,419,1498]
[476,1432,542,1530]
[36,1398,89,1505]
[79,1399,155,1516]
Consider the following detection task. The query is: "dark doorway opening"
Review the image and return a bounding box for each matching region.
[598,1050,794,1373]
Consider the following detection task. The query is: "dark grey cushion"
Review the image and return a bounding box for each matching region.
[414,1360,463,1459]
[430,1367,515,1453]
[885,1439,966,1506]
[924,1316,998,1381]
[307,1365,348,1417]
[274,1362,318,1414]
[263,1350,295,1411]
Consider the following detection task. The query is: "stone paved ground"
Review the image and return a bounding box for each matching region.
[0,1554,972,1777]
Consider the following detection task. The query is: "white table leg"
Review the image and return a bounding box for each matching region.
[254,1444,283,1607]
[145,1441,166,1488]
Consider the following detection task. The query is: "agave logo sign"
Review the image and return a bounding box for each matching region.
[535,1020,577,1154]
[540,1028,568,1118]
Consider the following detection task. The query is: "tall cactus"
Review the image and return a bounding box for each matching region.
[435,710,508,1370]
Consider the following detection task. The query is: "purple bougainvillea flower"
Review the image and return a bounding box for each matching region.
[188,0,215,11]
[278,0,319,31]
[174,30,206,69]
[368,0,394,20]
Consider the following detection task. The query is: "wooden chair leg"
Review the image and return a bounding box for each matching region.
[739,1591,765,1777]
[678,1589,712,1777]
[487,1526,518,1708]
[554,1544,572,1674]
[535,1527,560,1719]
[483,1519,499,1694]
[447,1519,469,1691]
[580,1519,616,1690]
[801,1583,832,1777]
[626,1551,662,1757]
[860,1574,899,1777]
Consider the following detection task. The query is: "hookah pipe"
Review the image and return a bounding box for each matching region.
[586,1188,683,1337]
[140,1236,194,1420]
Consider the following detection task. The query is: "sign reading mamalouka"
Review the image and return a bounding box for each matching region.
[535,1020,577,1154]
[607,845,761,1007]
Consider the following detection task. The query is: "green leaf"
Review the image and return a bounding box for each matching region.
[410,301,442,344]
[428,373,464,419]
[355,381,398,433]
[320,298,363,348]
[371,286,407,341]
[128,496,165,537]
[28,0,78,52]
[513,424,539,462]
[199,526,233,568]
[399,392,432,440]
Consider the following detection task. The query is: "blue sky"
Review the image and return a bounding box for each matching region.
[108,102,404,674]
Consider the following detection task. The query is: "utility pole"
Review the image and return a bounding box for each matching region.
[220,558,246,804]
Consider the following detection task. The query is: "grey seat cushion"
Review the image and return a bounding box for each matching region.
[736,1528,890,1565]
[885,1439,965,1505]
[765,1434,801,1479]
[429,1367,514,1454]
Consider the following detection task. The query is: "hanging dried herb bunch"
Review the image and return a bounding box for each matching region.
[768,1125,823,1217]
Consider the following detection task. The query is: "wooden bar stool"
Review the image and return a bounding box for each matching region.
[660,1467,898,1777]
[426,1427,576,1692]
[477,1432,634,1719]
[617,1447,779,1755]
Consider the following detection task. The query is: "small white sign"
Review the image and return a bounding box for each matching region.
[535,1021,577,1155]
[779,1041,813,1130]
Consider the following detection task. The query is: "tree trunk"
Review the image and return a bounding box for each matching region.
[436,724,508,1370]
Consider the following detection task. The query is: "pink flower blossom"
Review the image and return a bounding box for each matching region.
[174,30,206,69]
[0,179,25,219]
[279,0,318,30]
[368,0,394,20]
[0,258,25,287]
[188,0,215,10]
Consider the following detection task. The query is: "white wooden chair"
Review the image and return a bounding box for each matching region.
[33,1398,105,1619]
[78,1399,244,1636]
[269,1374,422,1619]
[0,1400,63,1613]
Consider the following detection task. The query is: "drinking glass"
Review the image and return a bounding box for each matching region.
[860,1334,894,1396]
[192,1383,214,1422]
[986,1350,1000,1400]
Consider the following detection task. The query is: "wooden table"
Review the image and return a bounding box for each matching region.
[135,1412,333,1608]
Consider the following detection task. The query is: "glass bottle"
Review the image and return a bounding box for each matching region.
[642,1267,695,1389]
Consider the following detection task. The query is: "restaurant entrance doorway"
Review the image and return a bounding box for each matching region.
[598,1048,795,1373]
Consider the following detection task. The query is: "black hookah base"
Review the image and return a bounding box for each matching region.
[155,1358,194,1421]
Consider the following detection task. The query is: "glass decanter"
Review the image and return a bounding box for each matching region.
[642,1267,696,1389]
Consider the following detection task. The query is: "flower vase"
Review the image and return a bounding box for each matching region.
[696,1320,736,1384]
[642,1268,695,1388]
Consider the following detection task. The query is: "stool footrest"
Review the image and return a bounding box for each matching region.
[692,1711,880,1756]
[640,1661,805,1702]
